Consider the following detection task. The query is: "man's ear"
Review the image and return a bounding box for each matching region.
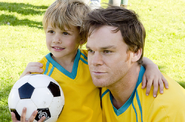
[131,48,142,62]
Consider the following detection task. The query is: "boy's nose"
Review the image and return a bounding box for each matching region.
[53,34,62,43]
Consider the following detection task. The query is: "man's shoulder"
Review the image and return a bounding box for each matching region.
[137,74,185,107]
[159,74,185,102]
[163,73,185,96]
[136,75,185,121]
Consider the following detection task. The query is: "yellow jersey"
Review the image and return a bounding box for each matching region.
[39,49,102,122]
[101,66,185,122]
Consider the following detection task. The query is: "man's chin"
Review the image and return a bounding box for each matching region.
[92,79,107,87]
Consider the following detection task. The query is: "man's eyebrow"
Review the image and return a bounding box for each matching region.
[86,45,116,49]
[100,46,116,49]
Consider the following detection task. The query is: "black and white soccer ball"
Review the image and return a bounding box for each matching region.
[8,74,65,122]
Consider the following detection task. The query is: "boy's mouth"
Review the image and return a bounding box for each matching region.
[52,46,65,51]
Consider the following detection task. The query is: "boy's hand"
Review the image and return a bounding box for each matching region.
[142,65,169,97]
[11,107,45,122]
[20,62,43,78]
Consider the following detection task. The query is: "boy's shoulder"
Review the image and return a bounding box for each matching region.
[80,49,88,57]
[38,50,88,66]
[37,53,51,65]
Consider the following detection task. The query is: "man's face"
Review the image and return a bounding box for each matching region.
[86,25,133,88]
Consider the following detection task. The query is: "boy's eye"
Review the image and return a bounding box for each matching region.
[48,30,55,33]
[63,32,69,35]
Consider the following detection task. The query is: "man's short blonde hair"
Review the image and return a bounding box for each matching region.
[43,0,90,44]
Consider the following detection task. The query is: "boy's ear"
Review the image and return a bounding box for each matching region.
[131,48,142,62]
[80,39,86,45]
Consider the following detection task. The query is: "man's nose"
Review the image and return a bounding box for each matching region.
[92,52,103,66]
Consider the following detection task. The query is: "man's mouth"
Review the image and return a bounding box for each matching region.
[92,71,106,75]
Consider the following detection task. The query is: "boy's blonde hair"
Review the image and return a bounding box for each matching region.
[43,0,90,44]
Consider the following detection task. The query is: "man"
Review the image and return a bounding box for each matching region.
[85,6,185,121]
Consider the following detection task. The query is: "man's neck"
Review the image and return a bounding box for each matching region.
[108,64,141,109]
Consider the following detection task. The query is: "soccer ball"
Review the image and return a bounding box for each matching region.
[8,74,65,122]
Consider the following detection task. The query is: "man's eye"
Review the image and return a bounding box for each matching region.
[103,50,112,54]
[87,49,94,53]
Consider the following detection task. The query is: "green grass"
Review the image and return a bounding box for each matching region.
[128,0,185,83]
[0,0,185,121]
[0,0,53,121]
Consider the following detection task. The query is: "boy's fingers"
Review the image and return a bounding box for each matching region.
[28,110,38,122]
[28,67,43,73]
[145,79,152,96]
[11,112,17,122]
[26,62,43,73]
[21,107,27,122]
[38,116,46,122]
[159,79,164,94]
[153,79,158,97]
[163,77,169,89]
[20,62,44,78]
[142,75,146,89]
[35,62,43,67]
[28,62,43,67]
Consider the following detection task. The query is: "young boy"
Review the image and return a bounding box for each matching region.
[11,0,168,121]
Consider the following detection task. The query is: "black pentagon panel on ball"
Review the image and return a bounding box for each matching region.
[35,108,51,121]
[48,81,61,97]
[10,109,20,121]
[18,82,35,99]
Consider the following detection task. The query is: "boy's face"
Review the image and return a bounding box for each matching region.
[86,25,134,88]
[45,24,82,60]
